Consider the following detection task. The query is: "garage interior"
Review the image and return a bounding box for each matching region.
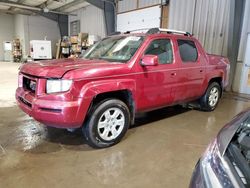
[0,0,250,187]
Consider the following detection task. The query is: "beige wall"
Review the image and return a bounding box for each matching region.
[0,13,14,61]
[69,5,106,38]
[14,14,60,58]
[0,14,60,60]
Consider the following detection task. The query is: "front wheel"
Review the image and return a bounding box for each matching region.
[200,82,221,111]
[83,99,130,148]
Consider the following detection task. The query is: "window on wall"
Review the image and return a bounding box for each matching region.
[177,40,198,62]
[70,20,80,36]
[145,39,173,64]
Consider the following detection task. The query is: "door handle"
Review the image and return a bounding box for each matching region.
[171,72,177,76]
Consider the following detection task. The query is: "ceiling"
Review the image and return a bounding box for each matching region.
[0,0,90,15]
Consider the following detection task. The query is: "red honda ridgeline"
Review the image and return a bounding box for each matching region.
[16,28,230,148]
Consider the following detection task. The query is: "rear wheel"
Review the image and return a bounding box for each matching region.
[200,82,221,111]
[83,99,130,148]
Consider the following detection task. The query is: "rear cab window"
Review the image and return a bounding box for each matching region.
[177,39,198,62]
[144,38,173,64]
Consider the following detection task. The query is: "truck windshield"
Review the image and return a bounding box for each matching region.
[83,36,144,62]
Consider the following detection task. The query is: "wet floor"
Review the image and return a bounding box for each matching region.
[0,62,250,188]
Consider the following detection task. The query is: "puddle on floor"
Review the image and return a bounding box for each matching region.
[0,119,91,156]
[16,120,48,151]
[233,96,250,102]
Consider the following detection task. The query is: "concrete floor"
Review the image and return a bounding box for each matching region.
[0,61,250,188]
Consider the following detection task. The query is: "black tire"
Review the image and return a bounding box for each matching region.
[83,99,130,148]
[200,82,221,111]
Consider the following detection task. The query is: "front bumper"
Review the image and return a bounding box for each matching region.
[16,87,84,128]
[190,160,206,188]
[189,140,241,188]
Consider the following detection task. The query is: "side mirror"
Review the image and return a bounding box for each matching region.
[140,55,159,66]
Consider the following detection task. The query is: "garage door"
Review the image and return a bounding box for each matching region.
[117,5,161,32]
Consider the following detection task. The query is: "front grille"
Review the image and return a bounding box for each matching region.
[18,96,32,108]
[23,76,36,93]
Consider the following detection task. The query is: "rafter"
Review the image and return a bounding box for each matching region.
[55,0,86,11]
[36,0,52,9]
[1,9,33,15]
[8,0,26,11]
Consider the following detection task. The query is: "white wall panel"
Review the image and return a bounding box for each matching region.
[69,5,106,38]
[118,0,161,13]
[138,0,161,8]
[118,0,137,13]
[117,6,161,32]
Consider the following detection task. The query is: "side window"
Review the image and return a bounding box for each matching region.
[177,40,198,62]
[145,39,173,64]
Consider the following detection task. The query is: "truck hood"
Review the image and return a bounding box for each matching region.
[20,58,123,78]
[217,108,250,155]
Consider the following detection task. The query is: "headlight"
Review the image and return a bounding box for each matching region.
[46,79,72,94]
[18,74,23,87]
[200,139,234,188]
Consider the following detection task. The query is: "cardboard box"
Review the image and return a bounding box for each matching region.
[60,42,69,47]
[71,44,77,51]
[78,33,88,42]
[70,36,78,44]
[71,44,81,53]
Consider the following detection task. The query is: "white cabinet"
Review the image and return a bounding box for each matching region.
[30,40,52,60]
[3,41,12,62]
[240,33,250,94]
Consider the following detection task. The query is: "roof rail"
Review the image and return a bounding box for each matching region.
[108,31,121,36]
[124,28,151,34]
[147,28,192,36]
[115,28,192,36]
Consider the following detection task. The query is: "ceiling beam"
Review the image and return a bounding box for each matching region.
[55,0,86,11]
[0,9,33,15]
[0,1,41,11]
[36,0,52,9]
[8,0,26,11]
[0,0,75,16]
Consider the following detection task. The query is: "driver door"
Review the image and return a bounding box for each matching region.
[136,38,180,111]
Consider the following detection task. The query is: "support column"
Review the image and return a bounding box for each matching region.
[85,0,115,35]
[227,0,245,91]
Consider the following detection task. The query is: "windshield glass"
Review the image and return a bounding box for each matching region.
[83,36,144,62]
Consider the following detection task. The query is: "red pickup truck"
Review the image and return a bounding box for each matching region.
[16,28,230,148]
